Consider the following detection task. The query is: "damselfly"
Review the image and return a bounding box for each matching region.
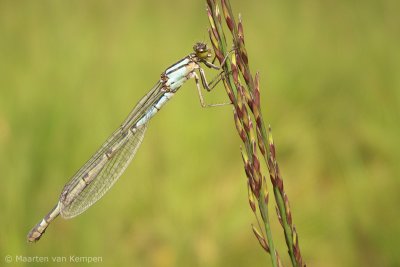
[27,42,227,242]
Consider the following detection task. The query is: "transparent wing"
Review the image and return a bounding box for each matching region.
[64,81,163,186]
[56,81,164,219]
[60,124,147,218]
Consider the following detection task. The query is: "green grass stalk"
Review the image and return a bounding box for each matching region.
[205,1,305,266]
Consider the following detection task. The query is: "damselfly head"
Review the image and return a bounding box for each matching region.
[193,42,211,60]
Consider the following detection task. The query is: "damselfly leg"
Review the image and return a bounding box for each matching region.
[194,70,233,107]
[195,49,235,107]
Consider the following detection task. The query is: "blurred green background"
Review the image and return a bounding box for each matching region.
[0,0,399,266]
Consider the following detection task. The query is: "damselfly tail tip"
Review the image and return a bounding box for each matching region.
[27,232,40,243]
[27,225,44,243]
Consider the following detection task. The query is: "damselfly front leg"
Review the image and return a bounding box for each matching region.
[193,70,232,107]
[192,46,235,107]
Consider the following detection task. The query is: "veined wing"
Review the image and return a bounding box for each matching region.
[58,81,165,218]
[64,81,164,185]
[60,124,147,218]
